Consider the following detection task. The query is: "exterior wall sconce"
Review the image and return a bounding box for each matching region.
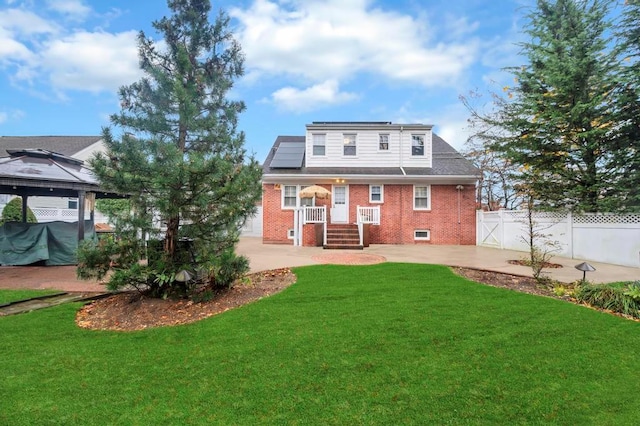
[575,262,596,283]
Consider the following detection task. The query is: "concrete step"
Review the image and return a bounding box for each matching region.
[323,244,364,250]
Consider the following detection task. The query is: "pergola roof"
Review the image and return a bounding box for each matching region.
[0,149,119,198]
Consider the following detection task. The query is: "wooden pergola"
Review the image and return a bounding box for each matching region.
[0,149,123,241]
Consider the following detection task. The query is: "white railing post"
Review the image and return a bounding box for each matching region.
[323,206,327,246]
[358,222,363,246]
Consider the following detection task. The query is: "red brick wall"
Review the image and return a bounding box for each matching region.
[262,183,294,244]
[262,183,476,245]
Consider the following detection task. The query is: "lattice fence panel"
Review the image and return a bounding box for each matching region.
[573,213,640,224]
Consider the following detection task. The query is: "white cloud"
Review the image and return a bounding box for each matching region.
[231,0,480,87]
[46,0,91,20]
[0,109,25,124]
[393,102,472,150]
[0,8,59,36]
[270,79,358,112]
[40,30,142,93]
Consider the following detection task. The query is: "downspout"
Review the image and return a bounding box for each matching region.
[456,185,464,245]
[399,126,404,243]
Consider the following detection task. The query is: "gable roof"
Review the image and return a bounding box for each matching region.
[0,136,102,157]
[262,133,479,178]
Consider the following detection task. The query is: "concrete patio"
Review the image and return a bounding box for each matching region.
[0,237,637,292]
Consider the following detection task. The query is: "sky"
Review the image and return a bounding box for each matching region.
[0,0,531,162]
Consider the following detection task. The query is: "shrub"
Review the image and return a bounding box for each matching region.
[574,282,640,318]
[208,249,250,289]
[1,197,37,226]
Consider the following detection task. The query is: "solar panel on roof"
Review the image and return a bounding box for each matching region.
[270,142,305,168]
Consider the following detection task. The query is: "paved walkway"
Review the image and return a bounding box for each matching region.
[0,237,637,292]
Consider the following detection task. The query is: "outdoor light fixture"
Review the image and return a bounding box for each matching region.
[174,270,193,283]
[575,262,596,283]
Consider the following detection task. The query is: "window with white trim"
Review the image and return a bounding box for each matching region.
[379,134,389,151]
[369,185,384,203]
[281,184,316,209]
[343,134,356,156]
[413,185,431,210]
[283,185,297,208]
[312,134,326,156]
[288,229,295,239]
[300,185,315,207]
[68,198,78,209]
[414,229,431,240]
[412,134,425,156]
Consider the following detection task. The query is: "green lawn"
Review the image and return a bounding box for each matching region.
[2,263,640,424]
[0,289,60,305]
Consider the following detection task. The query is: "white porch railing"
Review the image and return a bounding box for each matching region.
[303,206,326,224]
[293,206,327,246]
[357,205,380,225]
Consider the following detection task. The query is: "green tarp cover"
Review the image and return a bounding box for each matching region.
[0,221,95,265]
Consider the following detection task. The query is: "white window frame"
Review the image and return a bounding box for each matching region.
[412,134,425,156]
[369,184,384,203]
[343,133,357,156]
[299,185,315,207]
[414,229,431,241]
[68,198,78,209]
[378,134,389,151]
[413,185,431,210]
[312,133,326,156]
[282,185,297,209]
[281,184,316,209]
[287,229,295,239]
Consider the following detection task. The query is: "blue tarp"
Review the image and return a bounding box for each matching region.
[0,221,95,265]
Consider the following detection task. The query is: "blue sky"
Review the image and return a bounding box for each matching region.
[0,0,530,162]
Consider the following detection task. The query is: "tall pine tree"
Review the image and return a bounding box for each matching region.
[613,0,640,211]
[486,0,622,212]
[79,0,262,296]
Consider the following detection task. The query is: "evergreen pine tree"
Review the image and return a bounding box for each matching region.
[79,0,262,296]
[487,0,622,211]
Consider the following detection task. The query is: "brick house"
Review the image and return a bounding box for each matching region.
[261,122,479,248]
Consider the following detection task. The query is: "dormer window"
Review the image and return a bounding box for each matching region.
[412,135,425,156]
[379,134,389,151]
[343,134,356,156]
[312,134,326,156]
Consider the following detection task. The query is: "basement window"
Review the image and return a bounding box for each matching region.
[414,229,431,241]
[288,229,295,239]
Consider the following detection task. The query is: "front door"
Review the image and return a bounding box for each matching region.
[331,185,349,223]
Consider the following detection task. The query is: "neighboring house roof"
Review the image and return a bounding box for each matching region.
[0,149,119,199]
[262,134,479,178]
[0,136,102,157]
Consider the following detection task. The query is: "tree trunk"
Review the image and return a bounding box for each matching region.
[164,216,180,261]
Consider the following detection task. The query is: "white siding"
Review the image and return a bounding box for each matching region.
[305,126,432,168]
[72,140,107,162]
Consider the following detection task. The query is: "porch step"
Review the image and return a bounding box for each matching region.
[324,224,363,250]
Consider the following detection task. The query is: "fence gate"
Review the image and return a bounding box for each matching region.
[477,211,502,248]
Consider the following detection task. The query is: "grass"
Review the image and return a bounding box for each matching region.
[0,289,60,305]
[2,263,640,424]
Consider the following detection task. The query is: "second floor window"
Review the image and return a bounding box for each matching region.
[312,134,325,156]
[412,134,425,156]
[379,134,389,151]
[343,134,356,156]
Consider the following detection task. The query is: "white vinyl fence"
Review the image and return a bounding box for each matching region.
[477,210,640,268]
[0,204,108,223]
